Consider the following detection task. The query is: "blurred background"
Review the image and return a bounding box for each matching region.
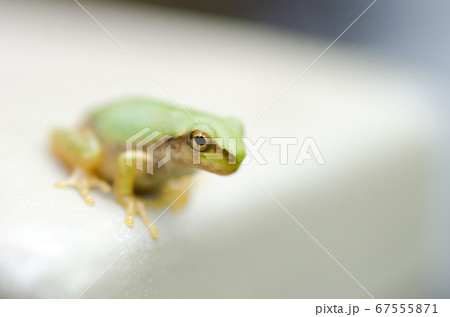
[0,0,448,298]
[140,0,450,296]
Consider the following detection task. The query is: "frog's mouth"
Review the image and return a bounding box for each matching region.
[195,148,240,175]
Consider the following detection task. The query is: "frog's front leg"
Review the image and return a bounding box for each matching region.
[51,128,111,206]
[115,151,159,239]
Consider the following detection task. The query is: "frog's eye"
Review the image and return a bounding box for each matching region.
[189,130,212,152]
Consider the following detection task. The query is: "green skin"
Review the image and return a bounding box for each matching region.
[52,98,246,238]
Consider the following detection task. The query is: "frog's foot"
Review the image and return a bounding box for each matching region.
[120,196,159,239]
[169,190,189,213]
[144,177,192,213]
[55,167,111,206]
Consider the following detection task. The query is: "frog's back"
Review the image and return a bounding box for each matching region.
[85,98,194,144]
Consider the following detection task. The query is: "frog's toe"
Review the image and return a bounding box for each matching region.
[125,215,134,226]
[55,167,110,206]
[125,201,136,227]
[136,202,159,238]
[121,196,159,239]
[79,186,95,206]
[149,227,159,239]
[90,178,111,193]
[54,180,71,189]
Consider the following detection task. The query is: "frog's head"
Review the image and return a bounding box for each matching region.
[172,116,246,175]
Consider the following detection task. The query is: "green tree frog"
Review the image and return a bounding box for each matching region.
[51,98,245,238]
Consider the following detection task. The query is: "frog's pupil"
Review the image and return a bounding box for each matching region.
[194,136,206,146]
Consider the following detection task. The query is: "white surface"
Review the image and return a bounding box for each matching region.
[0,0,441,298]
